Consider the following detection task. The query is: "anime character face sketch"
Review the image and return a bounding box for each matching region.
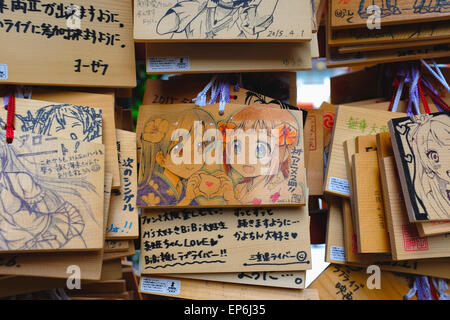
[15,104,102,142]
[137,107,220,206]
[392,113,450,220]
[156,0,279,39]
[0,134,97,251]
[225,106,299,204]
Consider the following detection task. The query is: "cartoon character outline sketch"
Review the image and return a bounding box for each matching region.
[244,91,293,110]
[358,0,401,18]
[392,113,450,220]
[0,134,98,251]
[13,104,102,142]
[156,0,280,39]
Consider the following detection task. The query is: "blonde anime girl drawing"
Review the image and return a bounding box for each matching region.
[391,112,450,220]
[137,106,237,207]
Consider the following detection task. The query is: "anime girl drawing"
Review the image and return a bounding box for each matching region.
[156,0,279,39]
[0,134,97,251]
[394,113,450,220]
[138,106,231,207]
[224,106,300,205]
[14,104,102,142]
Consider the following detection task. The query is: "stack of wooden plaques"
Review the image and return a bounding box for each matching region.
[0,88,139,296]
[134,74,320,300]
[134,0,324,74]
[326,0,450,67]
[321,69,450,299]
[0,260,142,300]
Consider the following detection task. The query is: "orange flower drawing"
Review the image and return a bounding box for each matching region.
[275,124,297,146]
[218,121,236,143]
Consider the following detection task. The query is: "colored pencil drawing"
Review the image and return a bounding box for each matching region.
[156,0,280,39]
[137,104,305,208]
[391,112,450,221]
[0,134,98,251]
[138,107,227,207]
[224,105,301,205]
[14,104,102,142]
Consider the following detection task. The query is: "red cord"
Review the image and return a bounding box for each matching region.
[5,94,15,144]
[428,276,439,300]
[418,76,431,114]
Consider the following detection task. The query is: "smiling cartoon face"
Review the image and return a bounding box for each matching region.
[228,136,274,177]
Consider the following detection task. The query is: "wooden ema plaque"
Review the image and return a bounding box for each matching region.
[0,98,102,144]
[140,205,311,274]
[417,220,450,237]
[137,104,306,208]
[0,134,105,252]
[389,112,450,222]
[381,156,450,260]
[331,0,450,29]
[329,20,450,47]
[325,196,347,264]
[146,42,312,74]
[352,137,391,253]
[0,0,136,87]
[30,89,121,189]
[324,105,406,198]
[167,270,306,289]
[105,129,139,240]
[0,173,112,280]
[134,0,312,42]
[140,276,319,300]
[309,264,414,300]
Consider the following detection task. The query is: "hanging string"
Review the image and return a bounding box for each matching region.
[15,85,33,99]
[421,76,450,112]
[418,76,431,114]
[416,276,433,300]
[390,77,404,113]
[192,74,238,115]
[431,278,450,300]
[192,75,217,107]
[404,279,417,300]
[420,59,450,92]
[5,94,15,144]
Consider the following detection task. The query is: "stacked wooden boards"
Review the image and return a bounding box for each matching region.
[0,88,139,296]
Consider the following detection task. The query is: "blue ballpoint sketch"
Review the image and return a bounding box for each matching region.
[0,133,104,251]
[358,0,450,19]
[156,0,280,39]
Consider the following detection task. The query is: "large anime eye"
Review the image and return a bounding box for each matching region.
[234,140,242,154]
[196,141,204,153]
[426,150,439,163]
[255,143,267,159]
